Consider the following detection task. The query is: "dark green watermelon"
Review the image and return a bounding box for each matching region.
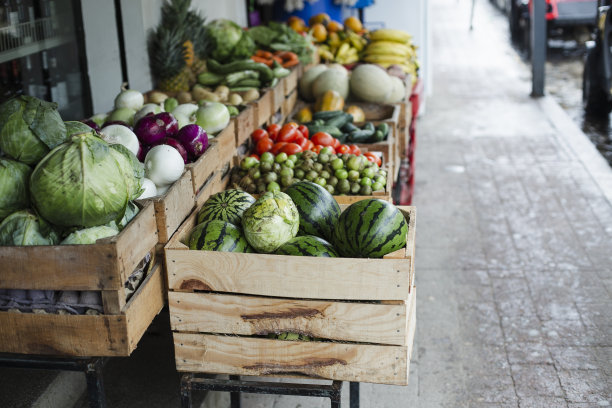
[197,189,255,226]
[188,220,251,252]
[332,199,407,258]
[283,181,340,241]
[275,235,339,257]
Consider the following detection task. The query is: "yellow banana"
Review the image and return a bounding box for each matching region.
[365,41,414,57]
[347,31,365,51]
[363,54,409,65]
[335,43,351,60]
[370,29,412,43]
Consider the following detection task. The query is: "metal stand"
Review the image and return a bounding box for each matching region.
[0,353,108,408]
[180,374,360,408]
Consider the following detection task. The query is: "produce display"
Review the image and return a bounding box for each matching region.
[362,29,419,81]
[230,149,387,196]
[299,110,390,145]
[197,189,256,226]
[0,96,143,245]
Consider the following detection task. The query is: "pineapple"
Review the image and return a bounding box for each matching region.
[183,8,209,76]
[148,26,191,92]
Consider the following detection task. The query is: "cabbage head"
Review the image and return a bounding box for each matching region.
[61,225,118,245]
[65,121,95,137]
[0,158,32,221]
[109,144,144,200]
[0,96,67,165]
[242,191,299,253]
[206,19,254,62]
[107,201,139,231]
[0,210,59,246]
[30,132,132,228]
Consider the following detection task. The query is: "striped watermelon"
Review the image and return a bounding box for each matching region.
[275,235,339,257]
[332,199,407,258]
[197,189,255,226]
[188,220,252,252]
[283,181,340,242]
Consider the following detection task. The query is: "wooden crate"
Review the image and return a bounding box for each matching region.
[281,89,298,121]
[166,206,416,384]
[271,81,285,115]
[186,120,236,197]
[234,104,257,148]
[137,170,195,244]
[0,262,165,356]
[255,89,274,127]
[283,67,299,97]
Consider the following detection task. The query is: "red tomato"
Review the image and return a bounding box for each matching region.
[266,123,281,141]
[255,137,273,156]
[337,144,351,154]
[297,125,309,139]
[312,144,323,154]
[304,140,315,151]
[284,122,299,129]
[349,145,361,155]
[332,137,340,149]
[251,128,268,143]
[280,143,302,155]
[311,132,335,147]
[363,152,382,167]
[277,124,298,143]
[270,142,288,155]
[249,153,260,160]
[294,135,309,150]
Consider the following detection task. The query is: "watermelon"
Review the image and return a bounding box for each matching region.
[188,220,252,252]
[283,181,340,241]
[332,199,407,258]
[197,189,255,226]
[275,235,339,257]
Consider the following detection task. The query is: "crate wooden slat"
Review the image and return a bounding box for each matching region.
[137,170,195,244]
[173,287,416,385]
[271,82,285,114]
[283,67,299,97]
[234,104,257,148]
[169,291,409,346]
[281,89,298,121]
[255,89,274,127]
[0,262,165,356]
[0,202,158,291]
[166,207,415,301]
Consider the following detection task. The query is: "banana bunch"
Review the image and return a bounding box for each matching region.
[318,30,365,64]
[362,29,419,78]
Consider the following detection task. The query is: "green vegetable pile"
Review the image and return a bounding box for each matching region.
[205,19,256,63]
[197,59,290,92]
[302,110,390,144]
[230,149,388,196]
[0,96,144,246]
[248,22,316,64]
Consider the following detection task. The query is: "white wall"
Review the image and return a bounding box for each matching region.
[81,0,123,114]
[362,0,432,102]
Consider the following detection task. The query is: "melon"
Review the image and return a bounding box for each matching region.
[275,235,338,257]
[197,189,255,226]
[350,64,392,103]
[298,65,328,101]
[188,220,251,252]
[312,69,350,101]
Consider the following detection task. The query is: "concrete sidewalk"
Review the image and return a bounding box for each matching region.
[1,0,611,406]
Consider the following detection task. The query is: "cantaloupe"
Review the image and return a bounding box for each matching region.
[386,76,406,103]
[349,64,392,103]
[298,65,328,101]
[312,69,350,101]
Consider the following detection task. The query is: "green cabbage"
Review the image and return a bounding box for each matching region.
[29,132,133,228]
[242,191,299,253]
[109,144,144,200]
[65,121,95,137]
[61,225,118,245]
[0,210,59,246]
[0,96,67,165]
[0,158,32,221]
[206,19,255,62]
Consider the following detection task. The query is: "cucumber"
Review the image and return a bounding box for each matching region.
[307,125,343,138]
[207,59,274,82]
[326,113,353,129]
[341,122,360,133]
[370,130,385,143]
[313,110,344,121]
[376,122,390,139]
[225,70,259,86]
[348,125,376,143]
[198,72,225,86]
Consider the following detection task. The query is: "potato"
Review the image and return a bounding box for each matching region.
[242,89,260,103]
[214,85,230,102]
[228,93,243,106]
[176,91,193,104]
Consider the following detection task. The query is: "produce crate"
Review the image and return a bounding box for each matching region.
[136,170,196,244]
[166,205,416,385]
[186,120,236,198]
[0,261,165,356]
[281,89,298,122]
[331,167,393,205]
[271,81,285,115]
[255,89,274,127]
[234,104,258,148]
[282,66,300,97]
[194,163,232,207]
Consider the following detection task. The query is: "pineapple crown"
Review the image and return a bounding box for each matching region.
[160,0,208,58]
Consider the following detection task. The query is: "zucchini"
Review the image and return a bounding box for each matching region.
[313,110,344,121]
[225,70,259,86]
[326,113,353,129]
[207,59,274,82]
[306,125,343,138]
[370,130,385,143]
[376,122,390,139]
[234,78,261,88]
[198,71,225,86]
[348,126,376,143]
[341,122,360,133]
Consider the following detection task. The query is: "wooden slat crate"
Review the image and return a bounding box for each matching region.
[136,170,195,244]
[282,67,299,97]
[0,262,165,356]
[255,89,274,127]
[234,104,257,148]
[271,81,285,115]
[166,205,416,384]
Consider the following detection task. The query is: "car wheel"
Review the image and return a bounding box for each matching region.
[583,46,612,115]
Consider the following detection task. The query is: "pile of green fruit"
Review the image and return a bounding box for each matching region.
[230,148,388,196]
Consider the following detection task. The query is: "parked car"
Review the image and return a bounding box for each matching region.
[583,0,612,114]
[509,0,597,55]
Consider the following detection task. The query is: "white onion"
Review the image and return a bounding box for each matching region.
[137,178,158,199]
[99,125,140,157]
[144,145,184,187]
[114,89,144,111]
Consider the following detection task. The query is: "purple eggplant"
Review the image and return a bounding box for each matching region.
[155,112,179,137]
[161,137,189,164]
[176,124,209,160]
[133,115,167,145]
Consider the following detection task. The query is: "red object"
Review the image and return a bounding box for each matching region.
[255,137,273,155]
[284,122,299,129]
[266,123,281,141]
[280,143,302,155]
[311,132,335,147]
[332,138,340,149]
[297,125,309,139]
[410,78,423,119]
[363,152,382,167]
[349,145,361,156]
[249,153,260,160]
[304,140,315,151]
[337,144,350,154]
[271,142,288,154]
[277,124,298,143]
[294,135,309,150]
[251,128,269,143]
[312,145,323,154]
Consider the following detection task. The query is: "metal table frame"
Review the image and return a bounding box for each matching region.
[0,353,108,408]
[180,374,360,408]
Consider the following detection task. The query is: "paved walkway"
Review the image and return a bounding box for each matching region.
[2,0,611,406]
